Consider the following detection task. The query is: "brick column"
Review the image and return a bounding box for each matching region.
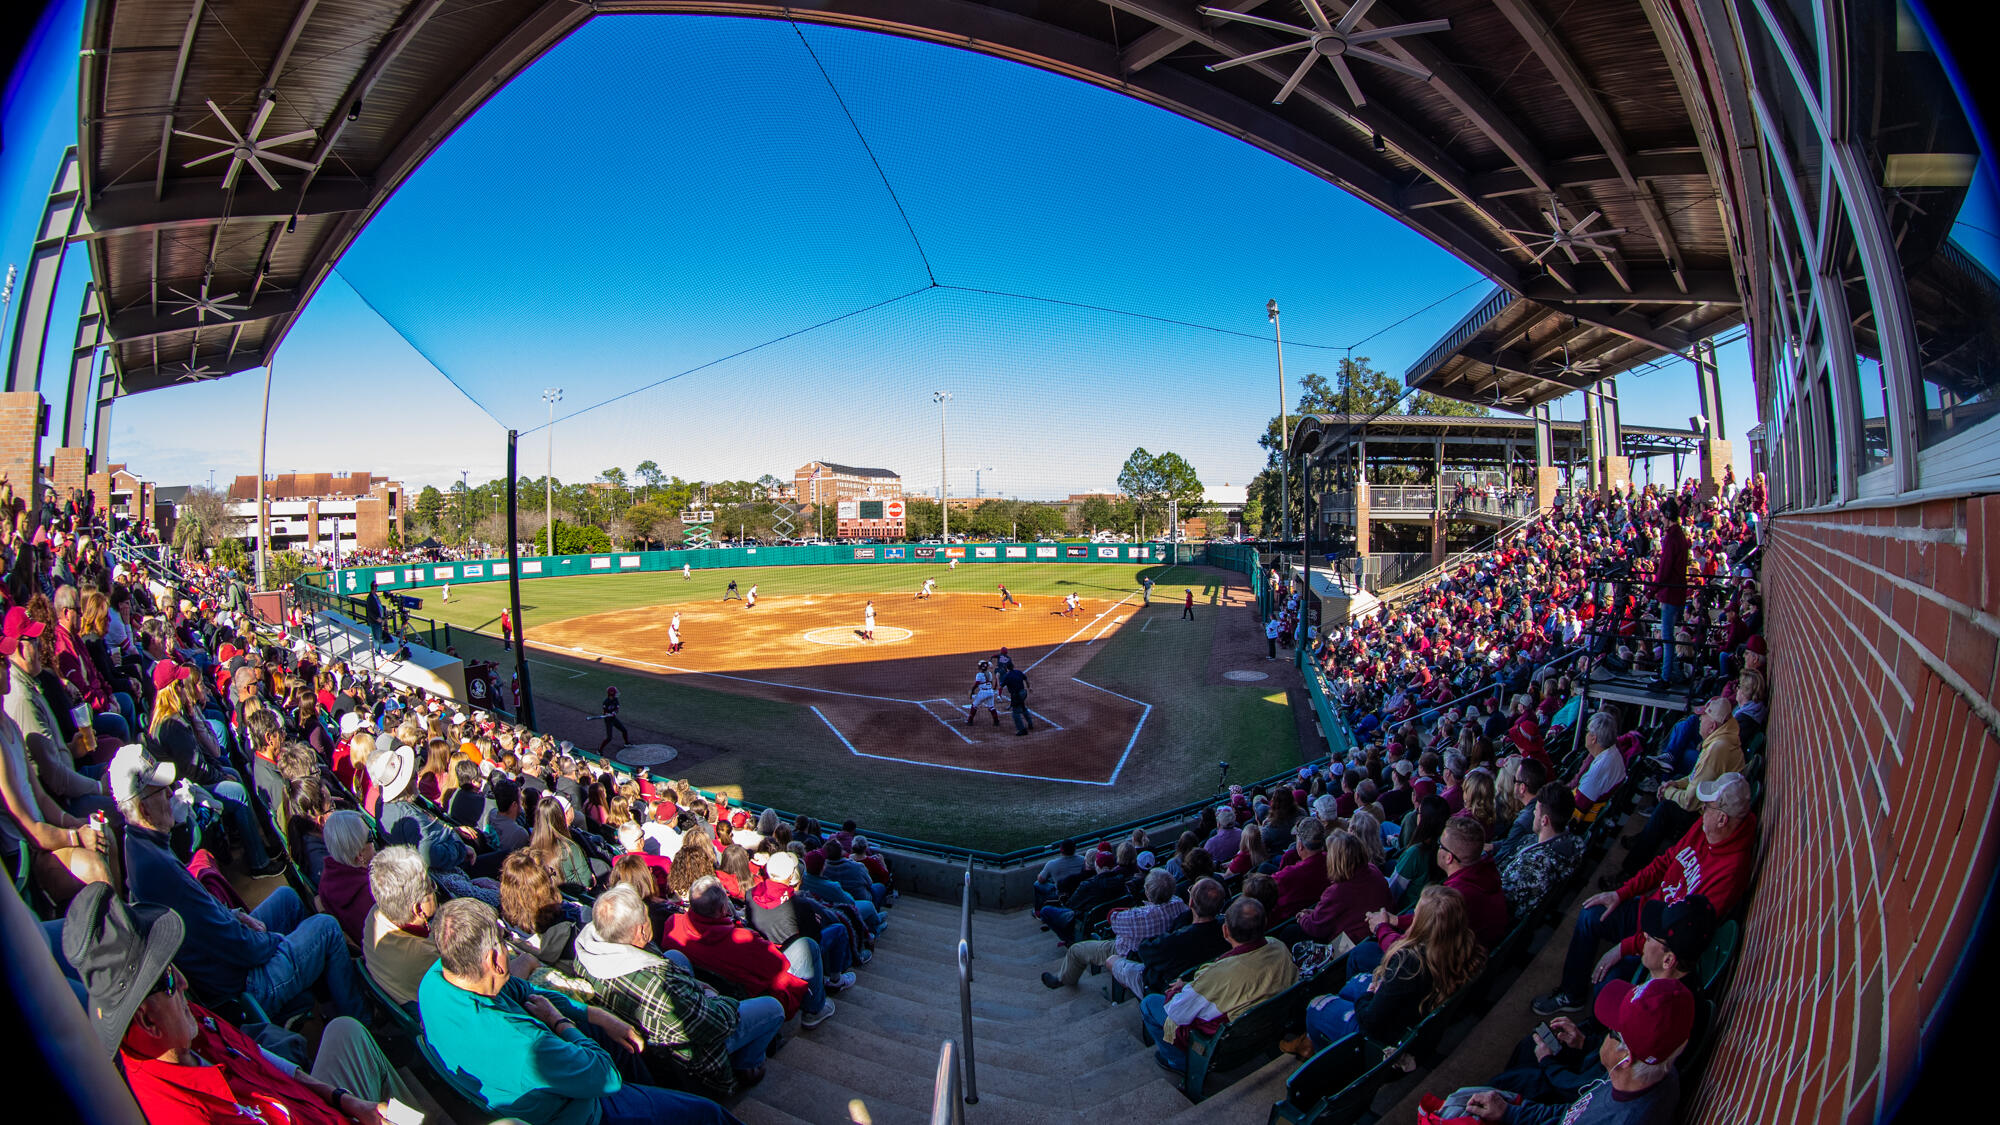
[0,392,46,513]
[1601,455,1631,499]
[1534,465,1561,510]
[355,497,388,550]
[1352,485,1372,556]
[306,500,320,551]
[87,470,112,514]
[50,446,88,499]
[1430,512,1448,567]
[1698,438,1733,499]
[140,482,155,531]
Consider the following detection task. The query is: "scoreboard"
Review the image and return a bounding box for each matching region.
[836,496,906,539]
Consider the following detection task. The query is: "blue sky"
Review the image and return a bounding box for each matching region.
[0,6,1854,498]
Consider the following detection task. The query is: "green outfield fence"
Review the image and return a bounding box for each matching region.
[304,540,1186,596]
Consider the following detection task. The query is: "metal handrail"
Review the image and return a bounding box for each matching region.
[930,1041,966,1125]
[956,855,979,1105]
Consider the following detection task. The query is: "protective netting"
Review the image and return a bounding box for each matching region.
[331,12,1493,494]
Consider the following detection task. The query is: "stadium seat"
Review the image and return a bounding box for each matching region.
[1265,1035,1372,1125]
[1183,977,1311,1100]
[1696,919,1740,993]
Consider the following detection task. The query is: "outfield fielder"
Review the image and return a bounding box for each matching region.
[683,562,692,580]
[442,581,451,603]
[967,660,1000,727]
[862,600,876,641]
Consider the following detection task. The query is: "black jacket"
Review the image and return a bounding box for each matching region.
[1353,946,1433,1043]
[1064,869,1129,918]
[1135,917,1229,994]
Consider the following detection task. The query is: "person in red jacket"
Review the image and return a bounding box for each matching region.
[658,876,833,1026]
[1646,496,1692,689]
[1535,773,1757,1016]
[1353,816,1508,974]
[1270,817,1331,921]
[63,883,415,1125]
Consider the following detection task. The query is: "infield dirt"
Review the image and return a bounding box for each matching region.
[527,591,1148,783]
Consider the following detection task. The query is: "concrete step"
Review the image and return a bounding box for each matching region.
[757,1034,939,1121]
[831,976,1142,1049]
[1158,1052,1295,1123]
[726,1095,818,1125]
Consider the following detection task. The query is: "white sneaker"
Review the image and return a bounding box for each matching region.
[802,999,837,1027]
[828,971,857,993]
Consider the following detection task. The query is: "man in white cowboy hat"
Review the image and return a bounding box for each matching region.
[370,741,474,877]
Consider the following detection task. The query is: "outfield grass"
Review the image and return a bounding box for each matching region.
[397,562,1297,851]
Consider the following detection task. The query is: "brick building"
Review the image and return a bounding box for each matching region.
[225,472,406,555]
[84,463,160,532]
[794,461,904,540]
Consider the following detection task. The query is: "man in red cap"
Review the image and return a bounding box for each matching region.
[1464,976,1694,1122]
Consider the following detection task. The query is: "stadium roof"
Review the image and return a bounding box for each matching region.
[76,0,1742,402]
[1292,411,1705,460]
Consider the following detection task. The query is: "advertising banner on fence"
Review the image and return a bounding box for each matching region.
[462,565,484,577]
[620,556,642,568]
[852,547,876,559]
[1036,546,1057,558]
[946,547,966,558]
[975,546,997,558]
[886,547,906,559]
[1004,546,1027,558]
[1097,547,1119,559]
[914,547,938,558]
[589,557,612,569]
[1065,546,1087,558]
[434,567,453,579]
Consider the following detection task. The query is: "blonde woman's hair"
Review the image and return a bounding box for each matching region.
[1374,884,1487,1013]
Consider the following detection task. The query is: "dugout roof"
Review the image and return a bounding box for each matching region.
[77,0,1742,399]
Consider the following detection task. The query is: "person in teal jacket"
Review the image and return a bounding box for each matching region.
[417,897,739,1125]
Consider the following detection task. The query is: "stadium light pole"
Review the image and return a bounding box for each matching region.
[1268,299,1291,543]
[542,387,562,555]
[934,391,952,541]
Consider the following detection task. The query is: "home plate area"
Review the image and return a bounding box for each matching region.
[529,591,1151,784]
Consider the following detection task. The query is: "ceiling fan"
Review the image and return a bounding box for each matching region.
[174,96,319,192]
[1197,0,1450,107]
[1541,342,1601,382]
[173,358,222,382]
[1505,196,1627,265]
[165,283,249,323]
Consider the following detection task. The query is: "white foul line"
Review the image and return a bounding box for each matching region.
[811,705,1119,786]
[1070,675,1153,786]
[1085,615,1127,645]
[1025,592,1141,673]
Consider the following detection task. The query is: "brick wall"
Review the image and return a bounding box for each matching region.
[1693,497,2000,1122]
[354,496,388,550]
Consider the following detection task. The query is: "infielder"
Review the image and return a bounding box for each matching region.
[997,584,1019,610]
[1063,592,1081,618]
[967,660,1000,726]
[668,609,683,655]
[723,579,741,602]
[745,584,758,609]
[862,600,876,641]
[916,577,936,600]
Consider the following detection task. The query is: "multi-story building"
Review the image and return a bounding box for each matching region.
[794,461,904,539]
[225,472,406,555]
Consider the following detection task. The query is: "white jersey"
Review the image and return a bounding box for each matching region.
[668,624,680,644]
[971,671,997,705]
[948,558,956,570]
[683,564,691,578]
[1066,594,1079,611]
[922,579,935,594]
[442,582,450,602]
[864,607,876,626]
[671,611,681,629]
